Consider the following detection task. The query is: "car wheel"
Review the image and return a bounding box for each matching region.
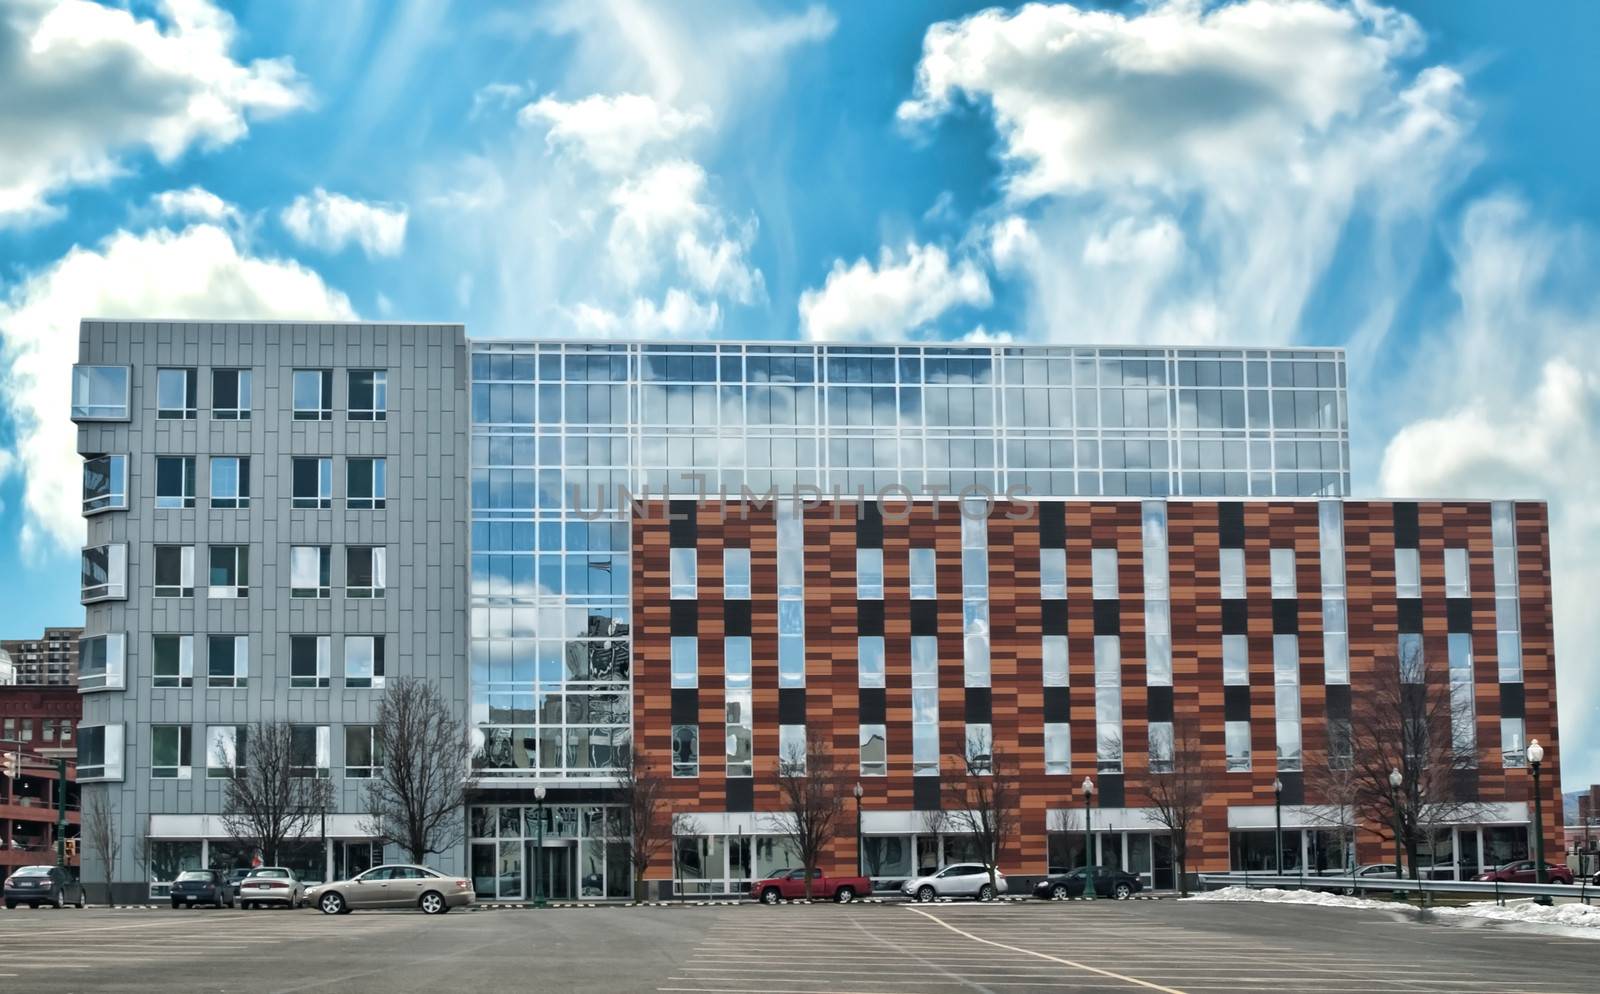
[977,884,996,902]
[917,885,936,903]
[51,890,64,910]
[319,892,346,915]
[28,903,39,909]
[419,891,447,916]
[75,892,85,909]
[171,900,181,909]
[1050,884,1068,900]
[1114,883,1133,900]
[760,888,782,905]
[834,886,855,904]
[3,901,13,910]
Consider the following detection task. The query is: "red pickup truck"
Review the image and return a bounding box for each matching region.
[752,868,873,904]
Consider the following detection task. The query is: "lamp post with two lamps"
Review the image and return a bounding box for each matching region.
[1082,777,1096,901]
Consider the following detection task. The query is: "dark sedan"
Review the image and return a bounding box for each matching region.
[4,865,85,909]
[170,869,236,908]
[1033,866,1143,900]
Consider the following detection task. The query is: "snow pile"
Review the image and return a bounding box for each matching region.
[1186,886,1397,912]
[1435,900,1600,931]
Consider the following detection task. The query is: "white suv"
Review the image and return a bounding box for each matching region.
[901,863,1008,902]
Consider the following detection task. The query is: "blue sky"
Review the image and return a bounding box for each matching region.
[0,0,1596,789]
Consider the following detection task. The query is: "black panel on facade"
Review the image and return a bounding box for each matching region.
[858,688,886,724]
[1393,502,1419,548]
[913,776,942,811]
[1276,771,1305,805]
[911,600,939,636]
[1041,600,1068,636]
[1397,599,1423,635]
[1222,600,1248,635]
[1043,687,1070,723]
[857,599,885,636]
[1500,682,1525,719]
[1147,686,1174,723]
[1325,684,1351,719]
[964,688,992,724]
[778,688,807,725]
[1446,598,1473,632]
[724,600,751,637]
[1224,685,1251,721]
[726,779,753,813]
[1272,599,1299,635]
[856,501,883,548]
[1040,501,1066,547]
[670,689,699,724]
[1093,599,1121,636]
[1097,775,1125,808]
[670,601,698,636]
[1219,502,1245,547]
[669,500,698,547]
[1451,767,1479,801]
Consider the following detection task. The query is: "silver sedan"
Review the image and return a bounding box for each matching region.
[238,867,305,909]
[305,864,475,915]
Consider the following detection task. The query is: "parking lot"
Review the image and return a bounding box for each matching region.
[0,899,1595,993]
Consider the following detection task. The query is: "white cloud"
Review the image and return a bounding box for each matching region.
[281,188,409,258]
[150,186,238,223]
[570,289,722,339]
[799,242,992,342]
[519,93,709,172]
[0,0,307,226]
[0,223,353,555]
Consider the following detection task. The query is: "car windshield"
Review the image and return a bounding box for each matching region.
[177,871,212,881]
[12,866,52,877]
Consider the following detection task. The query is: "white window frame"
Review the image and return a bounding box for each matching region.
[210,456,250,509]
[856,548,884,600]
[1444,547,1470,598]
[155,367,197,420]
[292,457,333,509]
[151,725,192,780]
[206,725,245,779]
[909,547,936,599]
[155,456,196,509]
[344,636,386,689]
[76,723,124,781]
[1220,548,1245,599]
[779,724,807,773]
[82,454,128,515]
[344,725,382,779]
[207,545,249,599]
[289,725,332,779]
[290,546,332,598]
[1091,547,1118,599]
[1270,548,1297,599]
[292,369,333,420]
[347,457,387,510]
[857,636,885,689]
[70,365,130,421]
[152,634,194,688]
[347,546,387,598]
[348,369,388,421]
[81,543,127,603]
[211,368,252,420]
[1039,547,1066,599]
[153,545,195,598]
[1394,547,1421,599]
[723,548,751,600]
[291,635,332,689]
[672,724,699,778]
[1044,722,1070,775]
[671,636,698,689]
[670,547,697,599]
[77,633,126,692]
[860,724,887,777]
[207,635,248,689]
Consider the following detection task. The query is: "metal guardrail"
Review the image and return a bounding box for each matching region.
[1198,872,1594,906]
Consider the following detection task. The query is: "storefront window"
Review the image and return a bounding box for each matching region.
[1484,826,1529,867]
[862,836,913,879]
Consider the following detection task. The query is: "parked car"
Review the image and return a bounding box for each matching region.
[3,865,85,909]
[900,863,1008,902]
[305,864,475,915]
[1476,860,1574,884]
[239,867,304,909]
[226,867,255,891]
[1032,866,1142,900]
[751,868,873,904]
[1339,863,1398,896]
[169,869,234,909]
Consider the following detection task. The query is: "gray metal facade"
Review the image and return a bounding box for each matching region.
[74,321,470,897]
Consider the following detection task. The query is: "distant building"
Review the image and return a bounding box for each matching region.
[0,686,81,879]
[0,648,14,686]
[1,627,84,687]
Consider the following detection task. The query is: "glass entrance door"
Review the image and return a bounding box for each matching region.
[527,842,576,901]
[1152,835,1175,890]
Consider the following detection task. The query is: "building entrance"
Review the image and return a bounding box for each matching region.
[526,840,576,902]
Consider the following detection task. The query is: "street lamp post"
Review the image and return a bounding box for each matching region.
[1528,739,1549,901]
[1273,778,1284,876]
[853,782,864,879]
[534,785,547,908]
[1082,777,1096,902]
[1388,768,1404,880]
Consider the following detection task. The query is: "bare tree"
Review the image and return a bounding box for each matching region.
[765,735,848,900]
[941,728,1020,897]
[1143,713,1205,896]
[363,677,475,863]
[81,789,117,906]
[218,723,333,866]
[610,754,676,901]
[1347,644,1487,879]
[1302,752,1361,876]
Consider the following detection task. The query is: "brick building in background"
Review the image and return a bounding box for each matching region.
[1,628,84,687]
[0,686,81,878]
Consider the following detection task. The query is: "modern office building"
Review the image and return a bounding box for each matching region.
[0,685,81,880]
[2,627,84,686]
[71,321,1559,901]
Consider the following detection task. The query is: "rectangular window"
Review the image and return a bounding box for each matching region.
[156,367,197,420]
[81,543,127,602]
[1042,635,1068,687]
[1394,547,1421,599]
[1444,548,1470,598]
[1274,634,1302,772]
[347,546,387,598]
[1148,721,1174,774]
[151,725,192,780]
[77,633,126,691]
[1492,503,1522,682]
[207,635,248,688]
[912,636,939,776]
[1448,633,1476,764]
[345,726,381,779]
[152,635,194,688]
[207,545,249,599]
[860,724,887,777]
[725,690,752,778]
[779,724,807,772]
[71,365,129,420]
[82,454,127,514]
[671,636,698,688]
[347,458,387,510]
[1398,633,1424,683]
[1091,547,1118,599]
[1223,634,1249,685]
[292,369,333,420]
[724,636,751,688]
[292,457,332,508]
[909,548,936,599]
[1094,635,1122,773]
[670,547,697,599]
[856,548,884,600]
[1329,718,1353,770]
[1143,500,1172,688]
[154,545,195,598]
[1319,501,1349,685]
[289,725,332,778]
[723,548,751,600]
[206,726,246,779]
[345,636,386,689]
[1145,599,1172,689]
[777,502,805,688]
[857,636,885,688]
[290,546,331,598]
[1044,722,1070,775]
[1501,716,1526,768]
[212,368,251,420]
[155,456,196,508]
[348,370,387,421]
[963,630,990,689]
[1039,547,1066,599]
[965,723,993,774]
[291,635,331,688]
[1225,720,1252,772]
[1220,548,1245,598]
[210,457,250,508]
[672,725,699,778]
[1270,548,1296,598]
[76,724,124,781]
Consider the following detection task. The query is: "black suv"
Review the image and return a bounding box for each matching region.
[4,865,86,909]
